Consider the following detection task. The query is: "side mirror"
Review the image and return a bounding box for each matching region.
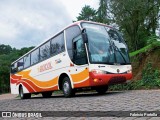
[82,28,88,43]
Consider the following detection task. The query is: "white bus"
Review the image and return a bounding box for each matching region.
[10,21,132,99]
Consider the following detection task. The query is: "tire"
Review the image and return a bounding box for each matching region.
[62,77,75,97]
[42,91,52,98]
[95,85,108,95]
[19,86,31,99]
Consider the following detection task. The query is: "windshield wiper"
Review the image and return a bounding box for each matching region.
[112,42,127,64]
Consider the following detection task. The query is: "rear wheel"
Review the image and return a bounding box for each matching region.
[62,77,75,97]
[19,86,31,99]
[42,91,52,98]
[95,85,108,95]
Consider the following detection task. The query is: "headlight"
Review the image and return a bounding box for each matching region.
[91,69,106,74]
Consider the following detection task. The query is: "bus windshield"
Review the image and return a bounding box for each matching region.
[82,23,130,65]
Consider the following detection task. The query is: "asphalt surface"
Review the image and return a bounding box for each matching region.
[0,90,160,120]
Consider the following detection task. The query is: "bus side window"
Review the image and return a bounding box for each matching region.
[65,26,81,61]
[11,64,14,73]
[40,41,50,61]
[31,49,39,65]
[24,54,30,68]
[51,32,65,56]
[73,35,87,65]
[17,59,24,71]
[11,63,18,73]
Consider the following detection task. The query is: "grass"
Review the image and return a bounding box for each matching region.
[129,41,160,57]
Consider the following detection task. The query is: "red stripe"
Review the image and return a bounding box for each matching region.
[16,79,58,92]
[11,74,22,80]
[17,81,35,93]
[10,78,18,84]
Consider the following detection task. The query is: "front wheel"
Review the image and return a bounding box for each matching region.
[19,86,31,99]
[95,85,108,95]
[62,77,75,97]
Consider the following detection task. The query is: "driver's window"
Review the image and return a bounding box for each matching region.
[73,35,87,65]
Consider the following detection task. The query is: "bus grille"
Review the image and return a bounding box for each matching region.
[108,76,126,85]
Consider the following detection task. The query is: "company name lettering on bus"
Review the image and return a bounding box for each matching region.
[55,59,62,64]
[38,62,53,72]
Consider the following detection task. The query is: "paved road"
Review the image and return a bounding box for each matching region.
[0,90,160,119]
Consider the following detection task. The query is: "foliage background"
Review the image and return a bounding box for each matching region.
[0,46,34,94]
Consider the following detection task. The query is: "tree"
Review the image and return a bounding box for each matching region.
[0,44,12,55]
[18,47,34,56]
[76,5,97,21]
[97,0,108,23]
[0,45,34,94]
[76,0,160,51]
[106,0,160,51]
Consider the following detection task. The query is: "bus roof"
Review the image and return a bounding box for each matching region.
[11,20,112,64]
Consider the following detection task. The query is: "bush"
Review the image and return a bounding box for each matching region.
[142,62,160,88]
[109,80,143,91]
[146,34,158,45]
[109,62,160,91]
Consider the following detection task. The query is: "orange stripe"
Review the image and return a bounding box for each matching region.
[71,69,89,82]
[14,68,89,90]
[17,70,58,88]
[74,78,90,88]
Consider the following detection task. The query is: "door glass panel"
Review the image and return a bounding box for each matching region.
[73,35,87,65]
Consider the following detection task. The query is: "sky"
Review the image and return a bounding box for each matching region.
[0,0,99,49]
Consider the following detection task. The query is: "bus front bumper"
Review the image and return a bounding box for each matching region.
[89,72,132,87]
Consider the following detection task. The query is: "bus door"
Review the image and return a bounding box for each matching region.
[72,35,89,87]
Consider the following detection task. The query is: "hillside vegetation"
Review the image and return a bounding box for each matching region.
[110,41,160,90]
[0,45,34,94]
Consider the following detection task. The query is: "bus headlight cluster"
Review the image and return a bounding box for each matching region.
[91,69,106,74]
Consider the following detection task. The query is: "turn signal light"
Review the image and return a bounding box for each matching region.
[93,79,98,82]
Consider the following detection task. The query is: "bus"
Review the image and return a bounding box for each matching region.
[10,21,132,99]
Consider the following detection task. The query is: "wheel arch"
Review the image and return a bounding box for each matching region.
[18,83,29,94]
[58,72,73,90]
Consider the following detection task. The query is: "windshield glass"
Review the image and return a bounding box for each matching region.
[82,23,130,65]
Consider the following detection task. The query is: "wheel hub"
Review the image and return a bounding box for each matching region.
[63,81,69,94]
[20,88,23,98]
